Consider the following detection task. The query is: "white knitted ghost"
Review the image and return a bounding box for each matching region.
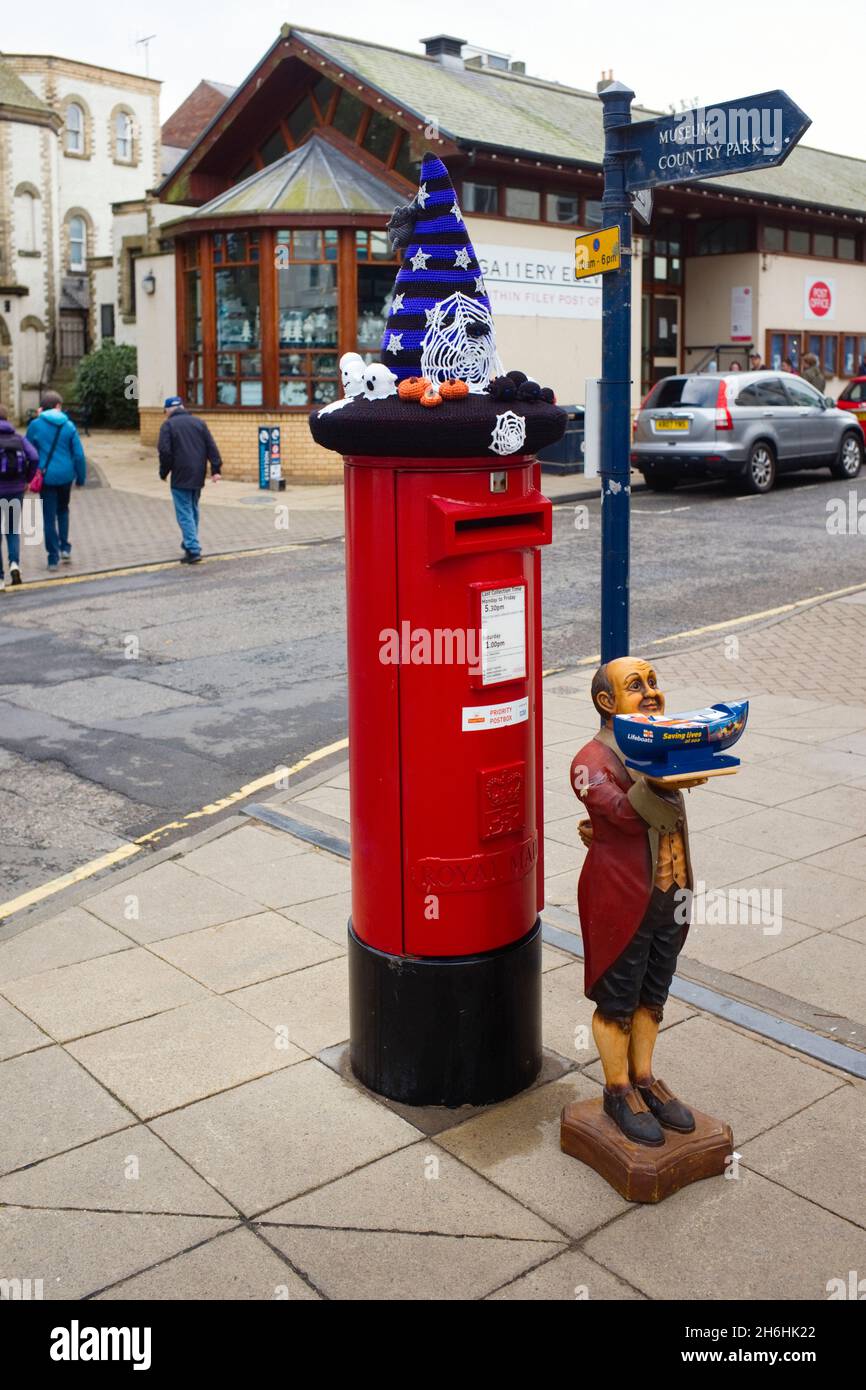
[362,363,398,401]
[420,292,502,393]
[340,352,366,398]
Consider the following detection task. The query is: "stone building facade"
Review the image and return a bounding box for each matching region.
[0,52,160,418]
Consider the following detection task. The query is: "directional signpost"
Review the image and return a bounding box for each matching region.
[590,84,811,661]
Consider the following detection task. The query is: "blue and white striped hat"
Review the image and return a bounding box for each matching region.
[380,153,499,392]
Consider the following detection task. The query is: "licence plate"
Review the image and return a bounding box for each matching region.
[655,418,688,432]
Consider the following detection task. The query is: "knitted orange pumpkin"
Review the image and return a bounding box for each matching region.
[440,378,469,400]
[398,376,430,401]
[420,383,443,408]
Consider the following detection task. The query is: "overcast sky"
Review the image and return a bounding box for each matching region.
[3,0,859,160]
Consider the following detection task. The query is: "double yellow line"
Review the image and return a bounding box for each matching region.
[0,738,348,923]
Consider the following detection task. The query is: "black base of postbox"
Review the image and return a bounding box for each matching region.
[348,918,542,1107]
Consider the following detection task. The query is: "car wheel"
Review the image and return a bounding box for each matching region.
[642,474,678,493]
[830,432,864,480]
[744,442,776,494]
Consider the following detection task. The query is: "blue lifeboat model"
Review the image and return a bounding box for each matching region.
[613,700,749,779]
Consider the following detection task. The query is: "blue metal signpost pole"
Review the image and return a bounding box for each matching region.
[599,81,635,663]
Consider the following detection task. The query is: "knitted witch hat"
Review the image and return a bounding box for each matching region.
[309,153,565,459]
[380,153,500,391]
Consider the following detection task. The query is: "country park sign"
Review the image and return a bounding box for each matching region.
[585,82,811,661]
[624,90,811,190]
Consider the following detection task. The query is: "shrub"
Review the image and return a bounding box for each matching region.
[75,341,139,428]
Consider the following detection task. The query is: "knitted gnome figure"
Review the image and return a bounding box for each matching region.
[309,153,565,460]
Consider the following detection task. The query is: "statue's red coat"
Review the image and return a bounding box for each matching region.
[571,736,656,994]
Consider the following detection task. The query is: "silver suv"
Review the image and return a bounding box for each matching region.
[632,371,865,494]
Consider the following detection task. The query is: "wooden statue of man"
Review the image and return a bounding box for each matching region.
[570,657,706,1148]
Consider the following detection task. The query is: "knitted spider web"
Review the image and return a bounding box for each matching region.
[420,292,502,393]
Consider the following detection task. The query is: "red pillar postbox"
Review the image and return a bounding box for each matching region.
[344,449,552,1105]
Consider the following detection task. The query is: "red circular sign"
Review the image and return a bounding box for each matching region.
[808,280,832,317]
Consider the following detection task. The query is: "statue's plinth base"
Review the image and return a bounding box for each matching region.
[560,1098,734,1204]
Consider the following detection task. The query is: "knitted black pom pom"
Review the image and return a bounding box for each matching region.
[539,386,556,404]
[488,376,517,401]
[516,379,542,402]
[506,370,528,386]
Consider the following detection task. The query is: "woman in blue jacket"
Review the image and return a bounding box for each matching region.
[26,392,87,571]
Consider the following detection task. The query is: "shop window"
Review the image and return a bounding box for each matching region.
[788,227,810,255]
[331,89,365,140]
[183,254,203,405]
[259,129,287,167]
[462,181,498,214]
[546,193,579,224]
[213,231,259,265]
[838,236,856,261]
[583,199,603,228]
[763,225,785,252]
[275,229,338,406]
[643,219,682,286]
[822,335,838,378]
[842,335,866,377]
[362,111,395,163]
[695,218,751,255]
[215,235,262,406]
[504,187,540,220]
[356,229,400,361]
[813,232,834,258]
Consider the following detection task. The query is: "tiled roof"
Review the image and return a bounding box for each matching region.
[162,78,235,150]
[294,28,866,216]
[185,132,402,217]
[0,56,54,116]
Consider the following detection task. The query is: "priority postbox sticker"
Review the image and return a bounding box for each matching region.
[462,696,529,732]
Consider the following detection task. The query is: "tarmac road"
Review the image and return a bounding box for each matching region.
[1,466,864,903]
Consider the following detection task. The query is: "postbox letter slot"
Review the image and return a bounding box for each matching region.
[428,492,552,564]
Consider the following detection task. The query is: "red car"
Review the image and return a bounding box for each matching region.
[836,376,866,428]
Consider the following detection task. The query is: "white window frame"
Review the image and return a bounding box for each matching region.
[66,103,84,155]
[68,216,86,271]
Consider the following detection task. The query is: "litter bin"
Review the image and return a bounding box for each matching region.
[538,406,585,474]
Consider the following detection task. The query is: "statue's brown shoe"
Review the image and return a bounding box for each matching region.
[603,1085,665,1147]
[635,1078,696,1133]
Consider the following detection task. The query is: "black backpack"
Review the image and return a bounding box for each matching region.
[0,438,29,483]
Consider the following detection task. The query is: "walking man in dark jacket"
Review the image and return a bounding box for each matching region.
[157,396,222,564]
[0,405,39,590]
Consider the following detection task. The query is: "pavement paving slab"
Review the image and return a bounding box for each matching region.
[487,1248,644,1301]
[0,1207,236,1300]
[0,995,51,1061]
[150,1059,420,1217]
[582,1167,866,1302]
[741,1085,866,1230]
[262,1225,565,1302]
[261,1141,564,1241]
[150,911,342,995]
[0,1046,132,1175]
[85,860,265,944]
[95,1226,321,1300]
[67,995,304,1119]
[2,947,206,1042]
[0,1125,236,1216]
